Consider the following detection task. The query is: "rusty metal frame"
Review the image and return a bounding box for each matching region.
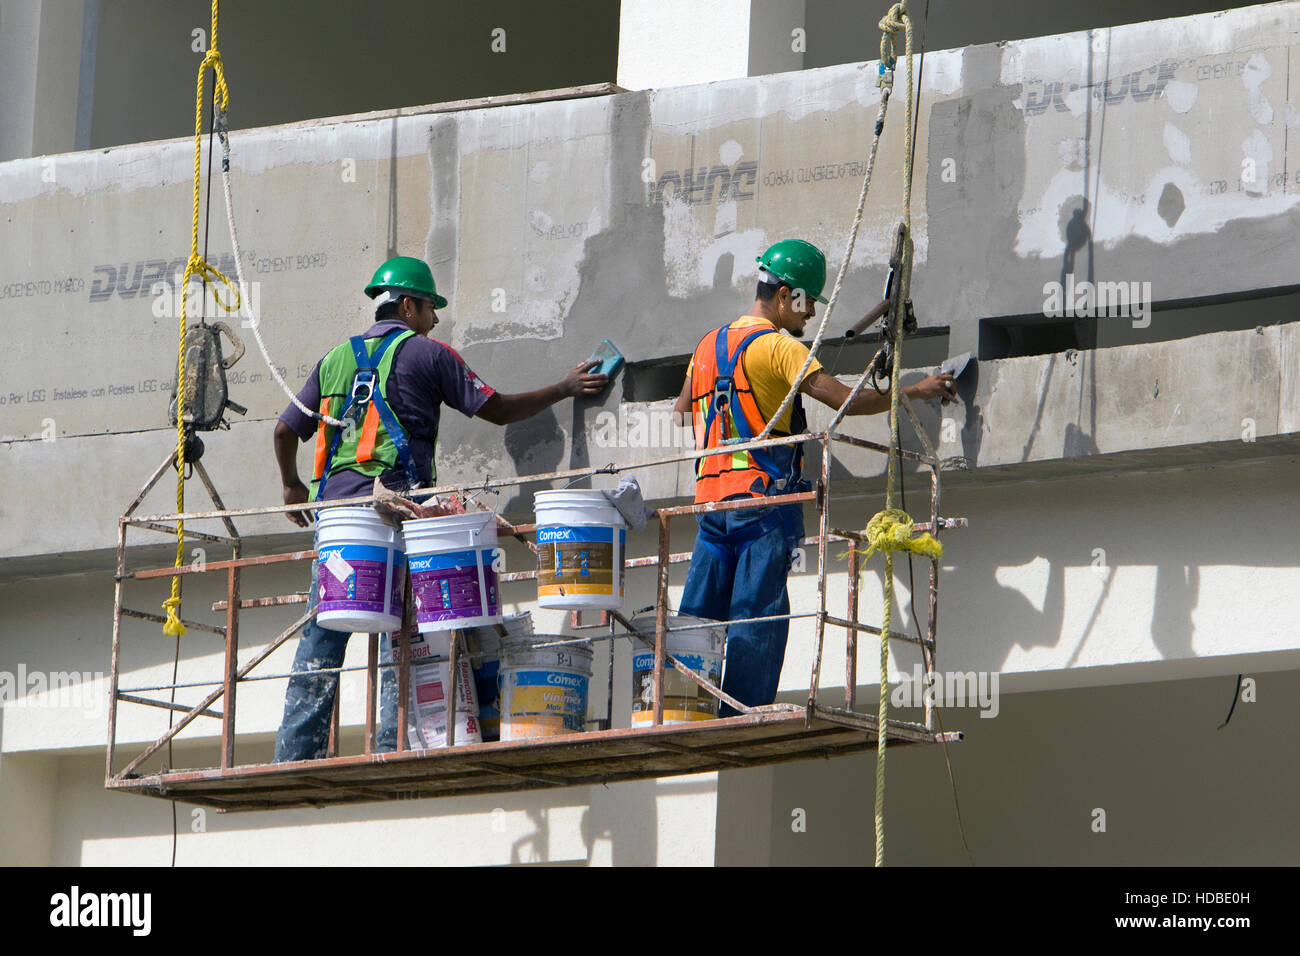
[108,422,961,803]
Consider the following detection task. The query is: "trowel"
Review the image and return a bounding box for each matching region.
[939,351,973,380]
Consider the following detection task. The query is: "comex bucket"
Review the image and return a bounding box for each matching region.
[463,613,533,742]
[313,507,405,633]
[406,631,482,748]
[403,512,502,632]
[498,634,593,740]
[534,489,626,610]
[630,613,726,726]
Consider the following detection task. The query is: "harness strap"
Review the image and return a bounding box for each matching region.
[314,330,416,501]
[700,324,804,492]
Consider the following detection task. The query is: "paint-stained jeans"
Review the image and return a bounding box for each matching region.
[679,500,804,718]
[273,558,397,762]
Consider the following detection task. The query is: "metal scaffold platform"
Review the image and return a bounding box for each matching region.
[108,706,943,812]
[108,400,965,813]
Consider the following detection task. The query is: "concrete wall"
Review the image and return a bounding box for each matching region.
[803,0,1261,69]
[0,0,46,161]
[4,4,1299,576]
[2,1,1271,163]
[719,668,1300,865]
[0,0,620,162]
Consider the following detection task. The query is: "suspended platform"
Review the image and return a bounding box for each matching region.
[107,704,953,812]
[109,415,965,811]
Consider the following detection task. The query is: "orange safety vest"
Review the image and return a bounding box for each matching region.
[689,321,804,504]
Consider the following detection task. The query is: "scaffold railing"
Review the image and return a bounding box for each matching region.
[107,420,965,811]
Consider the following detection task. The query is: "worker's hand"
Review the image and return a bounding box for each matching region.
[560,360,610,397]
[283,480,313,527]
[909,372,957,404]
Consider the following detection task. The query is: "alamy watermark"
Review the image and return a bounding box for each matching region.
[592,408,693,450]
[1043,275,1152,328]
[0,665,105,715]
[890,664,1000,718]
[49,886,150,936]
[151,275,260,323]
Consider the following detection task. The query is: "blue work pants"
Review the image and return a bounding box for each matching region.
[679,500,804,718]
[273,556,398,762]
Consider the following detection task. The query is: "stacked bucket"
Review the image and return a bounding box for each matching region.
[310,486,727,750]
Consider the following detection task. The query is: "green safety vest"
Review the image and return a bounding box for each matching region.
[310,329,419,500]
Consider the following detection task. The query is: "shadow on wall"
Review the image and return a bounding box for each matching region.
[51,744,666,865]
[949,460,1300,672]
[754,667,1300,865]
[580,777,659,865]
[790,457,1300,704]
[501,407,566,519]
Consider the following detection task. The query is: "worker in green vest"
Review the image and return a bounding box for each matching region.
[273,255,607,761]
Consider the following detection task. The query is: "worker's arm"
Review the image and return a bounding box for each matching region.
[275,420,313,528]
[672,374,692,417]
[800,368,955,416]
[475,360,609,426]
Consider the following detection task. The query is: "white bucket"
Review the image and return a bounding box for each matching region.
[406,631,482,748]
[314,507,405,632]
[403,512,502,632]
[533,490,627,610]
[630,613,726,726]
[463,613,533,742]
[498,635,593,740]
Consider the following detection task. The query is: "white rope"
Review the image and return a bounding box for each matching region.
[755,82,894,441]
[219,126,346,428]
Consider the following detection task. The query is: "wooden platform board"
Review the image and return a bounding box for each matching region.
[105,705,955,812]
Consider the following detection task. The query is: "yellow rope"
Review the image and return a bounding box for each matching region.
[859,509,942,563]
[859,0,918,868]
[163,0,236,638]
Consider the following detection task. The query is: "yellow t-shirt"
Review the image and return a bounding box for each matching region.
[686,316,823,434]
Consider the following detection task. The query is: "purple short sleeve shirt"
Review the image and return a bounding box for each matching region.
[280,319,495,500]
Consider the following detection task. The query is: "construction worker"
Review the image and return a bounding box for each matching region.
[672,238,954,717]
[272,255,608,761]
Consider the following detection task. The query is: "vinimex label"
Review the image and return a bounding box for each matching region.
[536,526,625,598]
[500,668,589,736]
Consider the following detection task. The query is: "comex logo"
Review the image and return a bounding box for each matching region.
[49,886,151,936]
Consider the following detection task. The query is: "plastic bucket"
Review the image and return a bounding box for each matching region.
[463,613,533,742]
[314,507,405,632]
[630,613,726,726]
[533,490,627,610]
[403,512,502,632]
[406,631,482,748]
[498,635,593,740]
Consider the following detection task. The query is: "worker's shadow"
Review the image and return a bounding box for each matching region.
[564,368,624,490]
[580,780,658,865]
[510,806,549,864]
[504,783,659,864]
[501,408,566,521]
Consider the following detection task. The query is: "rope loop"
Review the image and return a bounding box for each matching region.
[878,2,908,70]
[184,254,242,314]
[161,596,187,637]
[859,508,943,563]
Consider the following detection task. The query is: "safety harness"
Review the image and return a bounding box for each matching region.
[312,329,419,501]
[696,322,806,498]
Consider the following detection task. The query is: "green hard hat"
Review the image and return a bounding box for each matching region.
[756,238,828,304]
[364,256,448,309]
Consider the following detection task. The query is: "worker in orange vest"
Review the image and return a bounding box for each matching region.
[672,238,954,715]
